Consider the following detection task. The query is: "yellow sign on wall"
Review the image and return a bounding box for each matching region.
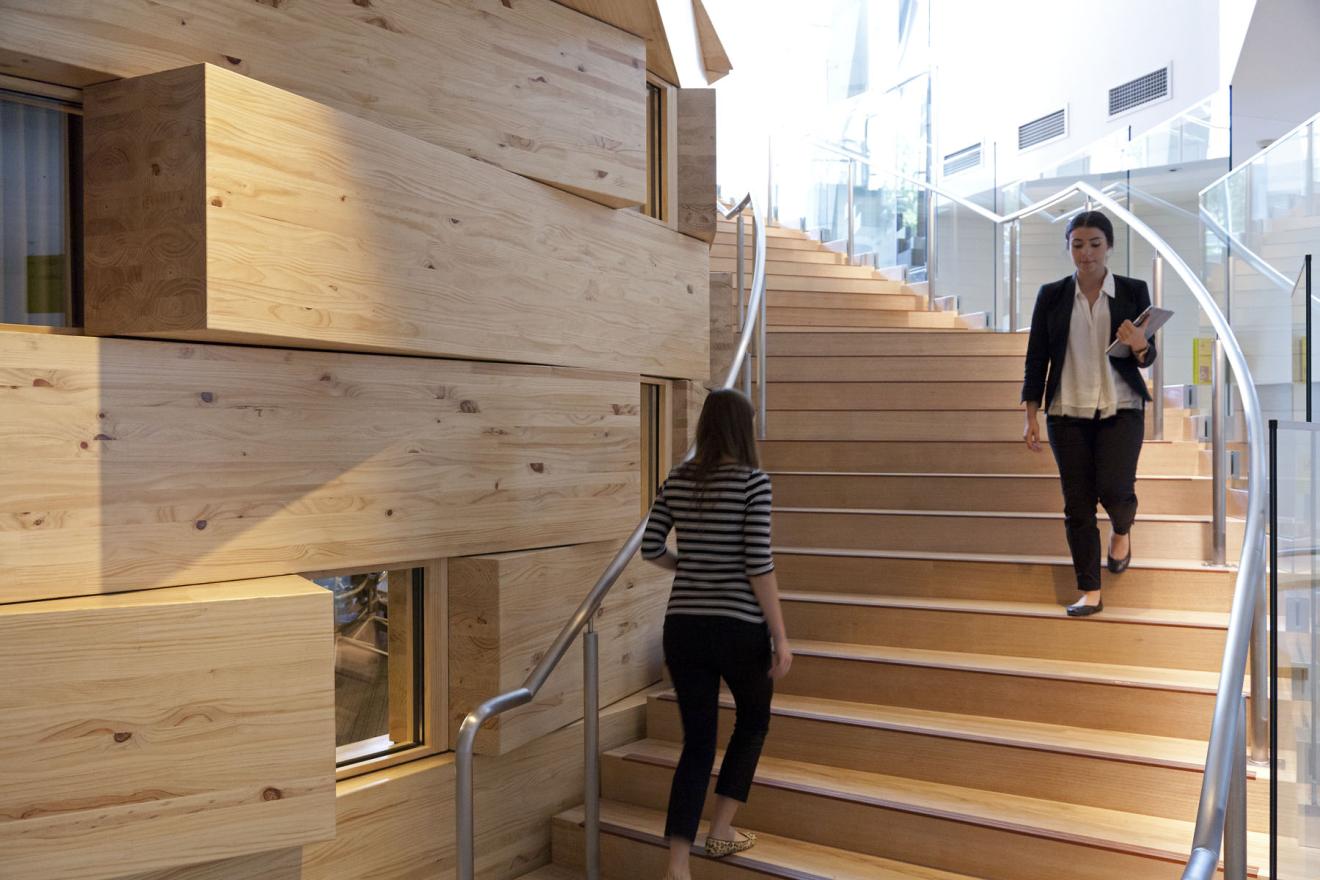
[1192,337,1214,385]
[26,254,65,314]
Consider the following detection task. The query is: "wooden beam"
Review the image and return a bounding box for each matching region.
[0,0,647,206]
[82,64,709,379]
[552,0,680,85]
[691,0,732,83]
[449,540,668,754]
[0,576,335,880]
[0,329,640,603]
[675,88,717,243]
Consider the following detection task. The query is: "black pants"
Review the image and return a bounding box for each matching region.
[1046,408,1145,591]
[662,614,773,842]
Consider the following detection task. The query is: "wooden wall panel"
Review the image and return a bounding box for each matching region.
[0,0,647,207]
[0,577,335,880]
[552,0,680,85]
[449,541,668,754]
[82,64,709,380]
[676,88,717,244]
[670,379,709,467]
[0,330,639,603]
[709,271,739,385]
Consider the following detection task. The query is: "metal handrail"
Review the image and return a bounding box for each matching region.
[454,193,770,880]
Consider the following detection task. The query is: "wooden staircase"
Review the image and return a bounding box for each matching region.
[533,218,1265,878]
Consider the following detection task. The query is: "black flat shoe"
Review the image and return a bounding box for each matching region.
[1107,546,1132,574]
[1067,600,1104,617]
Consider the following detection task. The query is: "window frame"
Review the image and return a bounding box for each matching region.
[641,377,674,513]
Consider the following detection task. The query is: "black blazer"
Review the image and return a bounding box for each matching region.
[1020,274,1158,411]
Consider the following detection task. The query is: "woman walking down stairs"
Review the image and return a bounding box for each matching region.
[526,219,1265,880]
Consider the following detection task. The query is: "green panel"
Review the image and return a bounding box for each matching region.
[25,254,66,315]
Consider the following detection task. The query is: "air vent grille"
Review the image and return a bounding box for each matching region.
[1109,67,1170,116]
[1018,109,1066,150]
[943,143,982,176]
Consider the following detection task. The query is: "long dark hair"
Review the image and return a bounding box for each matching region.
[681,388,759,487]
[1065,210,1115,246]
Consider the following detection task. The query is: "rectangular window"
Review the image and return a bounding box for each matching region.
[645,81,666,221]
[313,566,426,767]
[1,82,83,328]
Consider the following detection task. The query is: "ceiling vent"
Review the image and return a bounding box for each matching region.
[1109,66,1170,117]
[942,143,982,176]
[1018,109,1067,151]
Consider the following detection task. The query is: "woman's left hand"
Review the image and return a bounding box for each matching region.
[1116,320,1148,356]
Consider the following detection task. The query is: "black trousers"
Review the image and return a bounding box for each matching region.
[1046,408,1145,591]
[662,614,773,842]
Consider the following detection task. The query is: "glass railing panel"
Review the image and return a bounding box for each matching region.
[1271,420,1320,879]
[929,191,996,324]
[1294,257,1314,421]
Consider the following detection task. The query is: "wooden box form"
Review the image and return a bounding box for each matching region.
[81,63,709,378]
[0,0,647,207]
[0,329,640,603]
[0,576,336,880]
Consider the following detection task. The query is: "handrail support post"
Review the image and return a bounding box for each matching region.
[1008,220,1021,332]
[846,158,856,264]
[1223,697,1247,880]
[1212,339,1227,566]
[1152,254,1165,441]
[584,619,601,880]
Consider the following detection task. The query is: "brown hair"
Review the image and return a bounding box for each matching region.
[681,388,759,487]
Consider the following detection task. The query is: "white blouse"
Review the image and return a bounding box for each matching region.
[1048,272,1144,419]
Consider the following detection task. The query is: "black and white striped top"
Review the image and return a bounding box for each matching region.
[641,463,774,625]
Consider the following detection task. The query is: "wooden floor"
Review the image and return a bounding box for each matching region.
[538,220,1258,878]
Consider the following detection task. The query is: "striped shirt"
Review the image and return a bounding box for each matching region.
[641,463,775,625]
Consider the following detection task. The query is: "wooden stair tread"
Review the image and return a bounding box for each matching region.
[517,866,581,880]
[557,801,986,880]
[792,639,1224,693]
[610,739,1268,870]
[779,591,1229,629]
[774,545,1236,573]
[776,505,1230,524]
[653,689,1219,771]
[769,469,1212,482]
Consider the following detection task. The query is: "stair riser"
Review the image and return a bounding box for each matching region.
[772,473,1213,516]
[782,601,1226,671]
[710,246,843,264]
[773,511,1243,562]
[644,698,1270,833]
[774,554,1236,612]
[764,409,1186,442]
[780,654,1217,738]
[601,757,1201,880]
[713,235,823,251]
[553,821,780,880]
[767,332,1028,357]
[767,307,963,328]
[767,292,924,311]
[760,440,1208,476]
[766,356,1024,382]
[767,381,1023,410]
[711,258,873,277]
[765,277,909,295]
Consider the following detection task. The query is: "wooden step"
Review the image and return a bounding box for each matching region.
[600,740,1266,880]
[770,471,1213,515]
[772,507,1244,561]
[714,234,825,251]
[760,439,1208,476]
[644,691,1269,832]
[552,800,984,880]
[767,291,925,312]
[711,257,878,277]
[716,220,815,239]
[764,408,1186,442]
[764,354,1025,382]
[517,865,581,880]
[768,330,1028,357]
[710,244,844,264]
[767,380,1027,410]
[767,307,965,329]
[779,592,1227,670]
[764,275,908,295]
[779,640,1223,738]
[774,550,1236,612]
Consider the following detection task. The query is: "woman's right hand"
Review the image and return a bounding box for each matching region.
[769,638,793,680]
[1024,411,1042,452]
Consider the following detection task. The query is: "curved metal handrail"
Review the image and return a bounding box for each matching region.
[454,193,769,880]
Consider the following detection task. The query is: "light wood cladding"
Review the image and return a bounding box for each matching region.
[0,577,335,880]
[449,541,668,754]
[553,0,680,85]
[675,88,717,243]
[0,329,639,602]
[0,0,647,206]
[691,0,732,82]
[81,64,709,379]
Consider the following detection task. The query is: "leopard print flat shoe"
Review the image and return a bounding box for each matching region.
[703,829,757,858]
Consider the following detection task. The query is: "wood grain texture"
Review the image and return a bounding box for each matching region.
[0,0,647,206]
[449,540,668,754]
[708,272,739,385]
[675,88,716,243]
[552,0,680,84]
[82,64,709,378]
[691,0,732,82]
[0,577,335,880]
[0,329,640,602]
